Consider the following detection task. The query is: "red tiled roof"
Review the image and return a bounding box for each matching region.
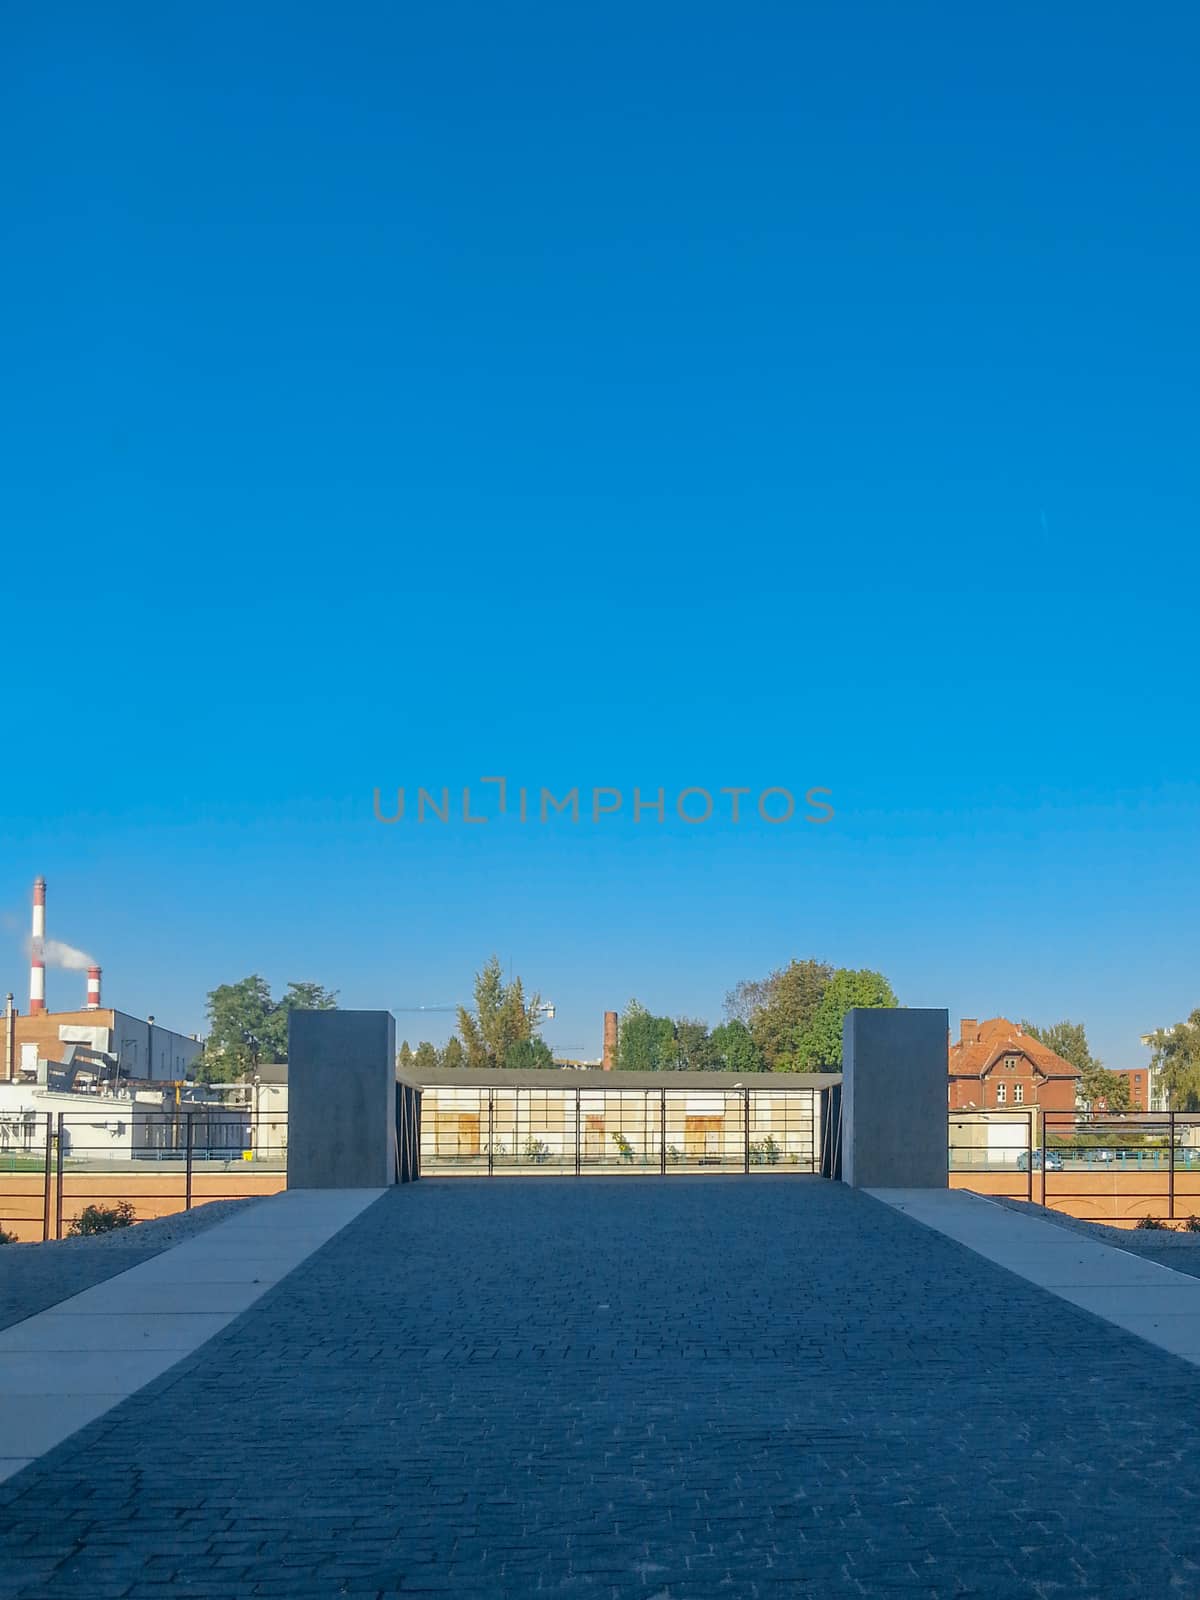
[948,1017,1082,1081]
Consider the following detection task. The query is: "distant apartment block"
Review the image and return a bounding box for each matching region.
[1109,1067,1150,1111]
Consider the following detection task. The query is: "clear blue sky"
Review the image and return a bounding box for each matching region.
[4,2,1197,1067]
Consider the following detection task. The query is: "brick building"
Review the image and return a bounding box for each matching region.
[1110,1066,1150,1111]
[948,1017,1081,1112]
[3,999,201,1088]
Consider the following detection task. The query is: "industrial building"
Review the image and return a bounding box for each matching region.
[4,878,202,1090]
[2,873,209,1170]
[4,998,203,1090]
[0,1083,249,1162]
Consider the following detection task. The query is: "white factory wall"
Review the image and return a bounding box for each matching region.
[111,1013,203,1081]
[57,1024,110,1052]
[0,1084,56,1156]
[0,1083,249,1162]
[196,1080,288,1159]
[0,1084,140,1159]
[250,1081,288,1160]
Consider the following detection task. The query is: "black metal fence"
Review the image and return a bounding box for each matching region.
[0,1111,287,1242]
[949,1110,1200,1225]
[419,1084,836,1177]
[395,1080,420,1183]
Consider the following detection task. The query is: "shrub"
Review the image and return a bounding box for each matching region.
[611,1131,635,1162]
[1135,1214,1168,1231]
[68,1201,136,1236]
[1184,1215,1200,1233]
[522,1137,551,1165]
[0,1227,17,1244]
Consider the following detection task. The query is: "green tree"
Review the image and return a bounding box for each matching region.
[280,980,338,1011]
[455,956,544,1069]
[199,976,274,1081]
[723,973,783,1025]
[397,1040,415,1073]
[673,1017,717,1072]
[413,1041,440,1075]
[1020,1019,1092,1074]
[791,968,898,1070]
[440,1037,465,1070]
[504,1037,556,1070]
[198,975,337,1082]
[617,999,676,1071]
[1144,1010,1200,1110]
[259,980,338,1061]
[725,959,833,1069]
[1087,1070,1131,1113]
[709,1018,765,1074]
[1021,1018,1131,1112]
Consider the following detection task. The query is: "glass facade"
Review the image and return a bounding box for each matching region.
[421,1083,821,1175]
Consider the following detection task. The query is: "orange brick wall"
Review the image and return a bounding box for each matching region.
[8,1010,116,1075]
[950,1171,1200,1229]
[0,1171,285,1242]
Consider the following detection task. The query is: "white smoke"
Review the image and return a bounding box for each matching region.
[24,935,96,970]
[43,938,96,971]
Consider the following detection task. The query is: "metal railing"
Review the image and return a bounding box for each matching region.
[419,1085,835,1177]
[0,1111,288,1242]
[949,1110,1200,1226]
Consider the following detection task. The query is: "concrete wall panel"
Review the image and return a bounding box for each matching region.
[842,1008,948,1189]
[287,1010,396,1189]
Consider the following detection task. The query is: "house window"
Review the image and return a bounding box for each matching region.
[1014,1083,1024,1104]
[1005,1055,1018,1070]
[996,1082,1007,1105]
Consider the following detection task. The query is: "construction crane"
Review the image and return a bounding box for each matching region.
[393,1002,556,1019]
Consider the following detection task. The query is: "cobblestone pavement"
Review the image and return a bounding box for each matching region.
[3,1177,1200,1598]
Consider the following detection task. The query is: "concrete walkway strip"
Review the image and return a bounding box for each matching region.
[872,1187,1200,1364]
[0,1187,384,1484]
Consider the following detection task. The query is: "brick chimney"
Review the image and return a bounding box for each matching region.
[602,1011,618,1072]
[960,1019,978,1043]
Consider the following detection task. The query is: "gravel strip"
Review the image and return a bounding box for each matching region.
[0,1197,264,1332]
[986,1194,1200,1280]
[38,1196,264,1251]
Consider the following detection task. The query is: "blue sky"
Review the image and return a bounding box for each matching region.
[4,2,1197,1066]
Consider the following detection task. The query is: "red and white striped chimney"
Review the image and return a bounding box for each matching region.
[30,876,46,1015]
[86,966,102,1011]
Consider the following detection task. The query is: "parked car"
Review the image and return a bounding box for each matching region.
[1016,1149,1065,1172]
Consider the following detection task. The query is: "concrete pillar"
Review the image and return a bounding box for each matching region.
[603,1010,618,1072]
[841,1007,948,1189]
[287,1010,396,1188]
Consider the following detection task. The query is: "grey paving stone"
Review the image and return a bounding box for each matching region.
[3,1178,1200,1598]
